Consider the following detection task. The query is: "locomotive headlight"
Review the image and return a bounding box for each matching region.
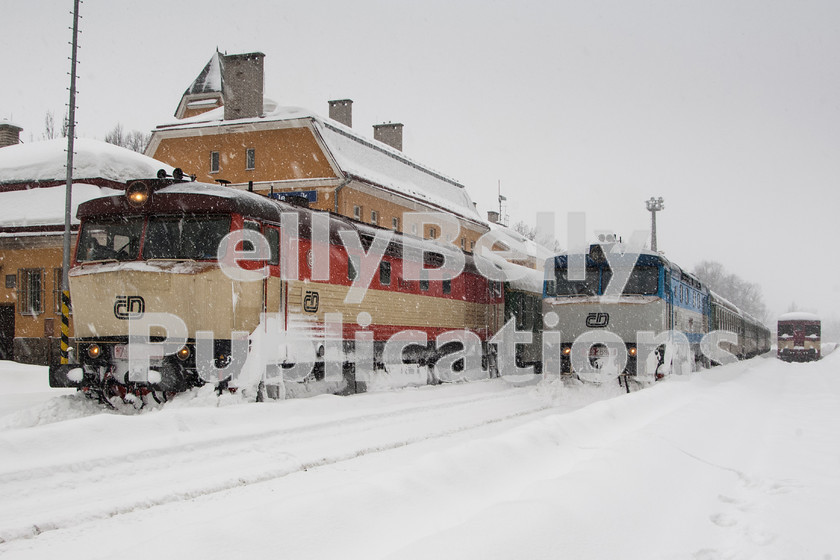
[126,181,150,207]
[176,346,191,361]
[87,344,101,358]
[562,347,572,356]
[628,347,637,357]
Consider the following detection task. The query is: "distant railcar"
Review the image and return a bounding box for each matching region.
[777,312,821,362]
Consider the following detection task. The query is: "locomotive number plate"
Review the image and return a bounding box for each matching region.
[113,344,128,360]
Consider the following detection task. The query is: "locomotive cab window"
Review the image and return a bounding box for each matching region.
[554,266,599,296]
[143,215,231,260]
[78,217,143,262]
[613,266,659,295]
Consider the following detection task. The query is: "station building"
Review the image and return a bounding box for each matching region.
[146,51,490,253]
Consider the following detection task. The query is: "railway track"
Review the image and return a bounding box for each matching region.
[0,380,576,544]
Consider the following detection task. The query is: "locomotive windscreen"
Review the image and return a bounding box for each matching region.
[143,215,231,260]
[77,217,143,262]
[549,264,659,296]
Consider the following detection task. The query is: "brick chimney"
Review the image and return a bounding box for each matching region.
[221,52,265,121]
[487,211,500,224]
[373,122,403,151]
[0,121,22,148]
[328,99,353,128]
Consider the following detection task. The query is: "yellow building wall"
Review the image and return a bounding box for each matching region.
[152,127,338,184]
[0,237,76,339]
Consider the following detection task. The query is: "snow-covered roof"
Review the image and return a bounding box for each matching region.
[0,118,22,130]
[486,222,556,260]
[0,183,121,228]
[153,100,484,224]
[0,138,174,185]
[778,311,820,322]
[184,51,223,96]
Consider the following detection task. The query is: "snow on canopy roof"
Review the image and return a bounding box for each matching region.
[0,183,122,228]
[0,118,22,130]
[154,100,484,224]
[778,311,820,322]
[0,138,174,185]
[184,51,223,96]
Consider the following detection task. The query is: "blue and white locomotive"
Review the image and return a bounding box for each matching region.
[542,236,770,380]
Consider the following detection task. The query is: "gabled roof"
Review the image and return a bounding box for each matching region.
[151,100,485,225]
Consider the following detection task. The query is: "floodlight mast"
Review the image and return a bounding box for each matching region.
[61,0,81,365]
[646,196,665,252]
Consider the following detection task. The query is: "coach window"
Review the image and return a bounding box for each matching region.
[210,151,220,173]
[379,261,391,286]
[266,227,280,265]
[246,148,255,170]
[348,255,360,281]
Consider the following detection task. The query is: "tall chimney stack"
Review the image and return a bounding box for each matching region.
[373,122,403,151]
[328,99,353,128]
[222,52,265,121]
[0,121,22,148]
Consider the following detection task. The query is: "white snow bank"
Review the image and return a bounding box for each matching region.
[0,362,75,420]
[0,138,173,184]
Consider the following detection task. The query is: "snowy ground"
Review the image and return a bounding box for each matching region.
[0,351,838,559]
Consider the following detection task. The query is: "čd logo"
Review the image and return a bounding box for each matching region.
[114,295,145,320]
[585,312,610,328]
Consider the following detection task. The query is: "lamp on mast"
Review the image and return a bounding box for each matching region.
[646,196,665,252]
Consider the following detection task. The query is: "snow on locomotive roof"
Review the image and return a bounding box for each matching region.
[778,311,820,322]
[0,138,174,185]
[153,101,483,224]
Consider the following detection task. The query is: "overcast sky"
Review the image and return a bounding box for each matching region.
[2,0,839,321]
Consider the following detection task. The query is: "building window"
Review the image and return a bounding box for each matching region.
[379,261,391,286]
[461,238,466,250]
[53,268,71,315]
[5,275,15,289]
[392,217,399,231]
[353,205,361,221]
[210,151,220,173]
[470,241,475,252]
[371,210,378,225]
[428,227,437,239]
[18,268,44,315]
[246,148,255,170]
